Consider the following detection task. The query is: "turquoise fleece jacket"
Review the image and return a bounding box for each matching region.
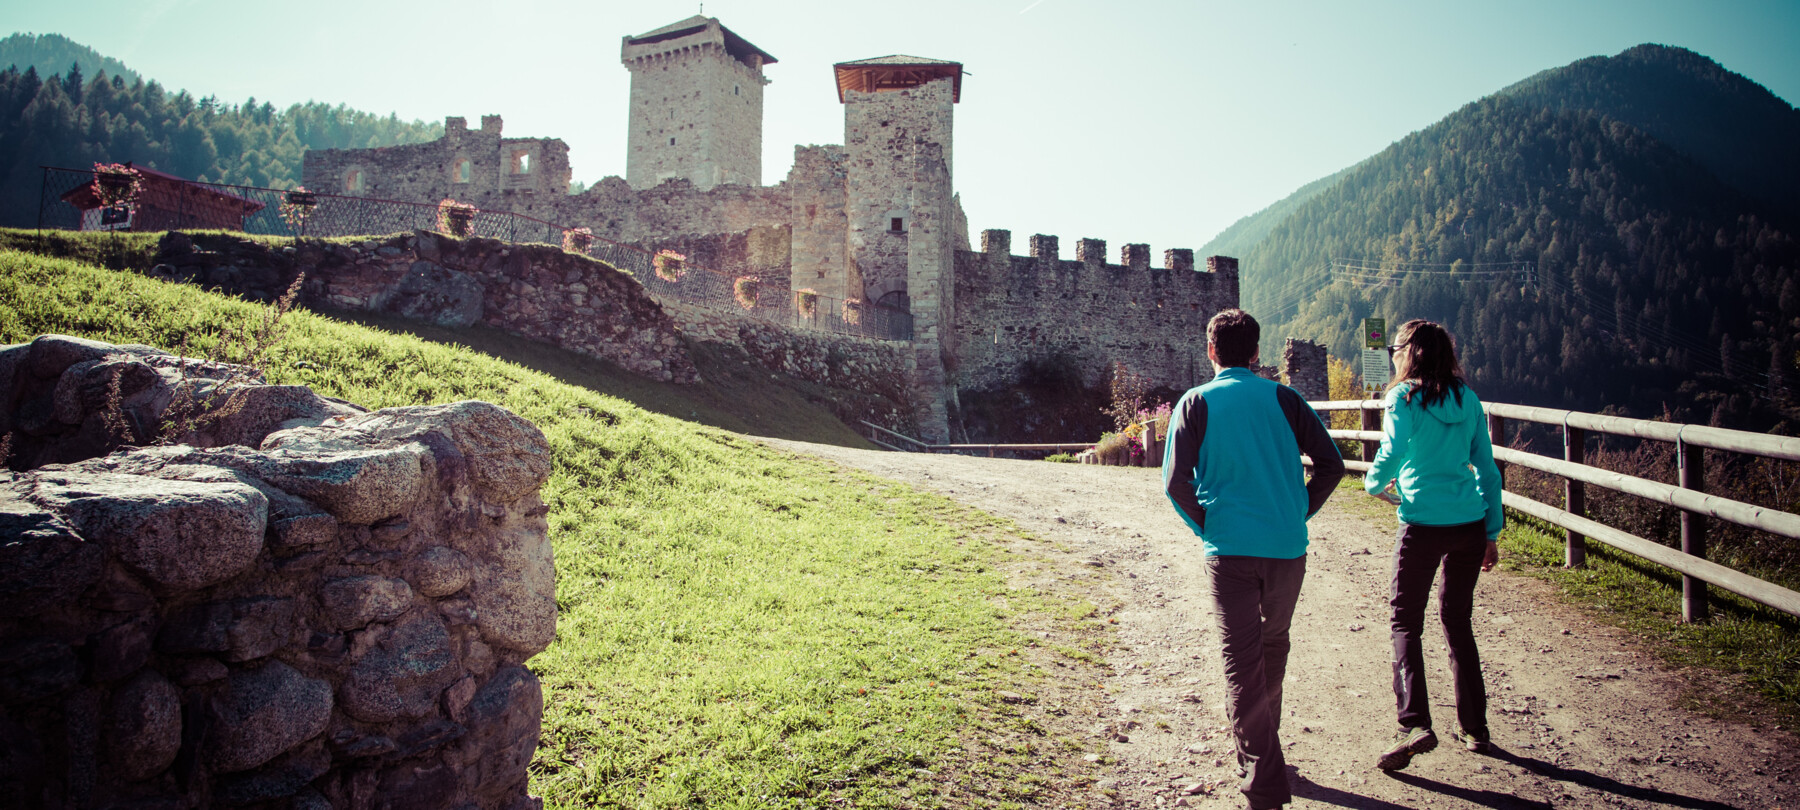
[1163,367,1344,559]
[1365,381,1505,540]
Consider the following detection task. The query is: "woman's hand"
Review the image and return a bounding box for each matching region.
[1481,541,1499,572]
[1371,482,1401,506]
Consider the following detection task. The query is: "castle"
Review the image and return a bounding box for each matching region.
[302,15,1287,442]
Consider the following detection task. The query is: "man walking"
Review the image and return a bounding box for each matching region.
[1163,309,1345,809]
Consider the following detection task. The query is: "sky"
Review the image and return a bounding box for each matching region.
[6,0,1799,256]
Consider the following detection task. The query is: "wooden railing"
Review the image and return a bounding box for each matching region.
[1310,399,1800,621]
[858,421,1095,457]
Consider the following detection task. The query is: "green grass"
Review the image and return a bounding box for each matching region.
[0,249,1107,808]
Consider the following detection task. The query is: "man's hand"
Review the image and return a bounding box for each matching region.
[1481,541,1500,572]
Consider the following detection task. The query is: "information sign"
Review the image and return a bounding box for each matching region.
[1361,348,1391,392]
[1363,317,1388,350]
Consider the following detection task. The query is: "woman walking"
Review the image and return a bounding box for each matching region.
[1364,319,1505,771]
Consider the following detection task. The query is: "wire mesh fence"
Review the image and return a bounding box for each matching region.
[37,166,913,341]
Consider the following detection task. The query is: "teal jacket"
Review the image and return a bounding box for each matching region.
[1365,381,1505,540]
[1163,367,1344,558]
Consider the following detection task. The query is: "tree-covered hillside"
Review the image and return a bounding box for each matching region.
[0,53,440,227]
[0,33,138,86]
[1229,45,1799,430]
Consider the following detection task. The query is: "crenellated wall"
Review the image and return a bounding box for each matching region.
[0,335,553,810]
[953,230,1240,394]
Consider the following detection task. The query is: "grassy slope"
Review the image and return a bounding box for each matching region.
[0,228,875,448]
[0,249,1111,808]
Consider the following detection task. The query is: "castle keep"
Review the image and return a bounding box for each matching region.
[303,15,1288,441]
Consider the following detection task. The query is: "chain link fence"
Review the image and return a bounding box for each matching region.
[37,166,912,341]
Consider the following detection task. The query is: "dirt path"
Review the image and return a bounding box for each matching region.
[757,438,1799,809]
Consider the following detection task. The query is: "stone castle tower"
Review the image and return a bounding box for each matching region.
[621,16,776,191]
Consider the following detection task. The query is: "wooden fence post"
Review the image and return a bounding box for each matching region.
[1360,406,1380,463]
[1564,425,1586,568]
[1488,414,1506,478]
[1142,422,1162,469]
[1680,439,1709,622]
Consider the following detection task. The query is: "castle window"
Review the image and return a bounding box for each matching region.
[806,204,817,218]
[344,168,365,193]
[670,137,676,146]
[453,158,471,183]
[890,217,904,232]
[509,149,531,175]
[734,85,740,95]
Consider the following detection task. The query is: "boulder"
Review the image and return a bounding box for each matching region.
[206,660,332,773]
[43,471,266,591]
[105,670,181,781]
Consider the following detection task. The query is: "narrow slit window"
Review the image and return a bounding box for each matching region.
[669,137,676,146]
[890,217,904,232]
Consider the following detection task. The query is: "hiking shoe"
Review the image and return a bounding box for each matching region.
[1376,726,1438,771]
[1462,729,1492,754]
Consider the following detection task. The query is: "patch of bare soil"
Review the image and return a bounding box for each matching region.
[758,438,1800,810]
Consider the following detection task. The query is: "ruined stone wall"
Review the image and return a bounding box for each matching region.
[302,116,571,206]
[953,232,1240,394]
[843,78,956,308]
[540,177,790,245]
[150,231,699,384]
[787,146,852,301]
[660,301,916,431]
[623,225,792,293]
[1281,338,1330,402]
[0,335,552,810]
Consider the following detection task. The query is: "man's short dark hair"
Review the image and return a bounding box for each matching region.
[1207,309,1260,367]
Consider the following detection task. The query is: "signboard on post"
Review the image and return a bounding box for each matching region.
[1361,317,1391,393]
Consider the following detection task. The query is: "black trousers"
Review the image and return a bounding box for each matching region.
[1208,554,1306,808]
[1388,521,1488,737]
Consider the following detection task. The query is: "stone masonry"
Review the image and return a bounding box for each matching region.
[0,335,554,809]
[622,16,773,191]
[297,13,1331,443]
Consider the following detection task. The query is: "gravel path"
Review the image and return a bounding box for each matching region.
[758,438,1799,809]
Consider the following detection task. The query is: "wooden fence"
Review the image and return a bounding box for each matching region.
[1309,399,1800,621]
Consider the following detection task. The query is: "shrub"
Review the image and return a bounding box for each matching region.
[794,288,819,318]
[1044,452,1077,463]
[279,187,318,236]
[733,276,761,310]
[653,249,687,282]
[562,227,594,254]
[436,198,476,237]
[92,162,143,210]
[1102,361,1151,431]
[842,297,867,325]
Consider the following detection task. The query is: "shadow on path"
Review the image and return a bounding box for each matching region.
[1484,745,1740,810]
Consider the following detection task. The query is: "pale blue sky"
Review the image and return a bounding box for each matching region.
[7,0,1798,255]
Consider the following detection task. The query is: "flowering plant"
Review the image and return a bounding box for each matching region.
[279,187,317,234]
[563,227,594,254]
[436,198,476,237]
[733,276,762,310]
[794,288,819,318]
[842,297,867,326]
[653,249,687,282]
[92,163,143,210]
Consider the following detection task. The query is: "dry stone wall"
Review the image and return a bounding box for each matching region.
[0,335,553,809]
[303,116,572,204]
[150,231,698,384]
[953,232,1240,393]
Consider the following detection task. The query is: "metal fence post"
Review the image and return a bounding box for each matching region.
[1564,425,1586,568]
[1360,405,1379,463]
[1679,438,1709,622]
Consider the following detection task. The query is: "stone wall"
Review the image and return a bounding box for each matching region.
[952,232,1240,394]
[1281,338,1330,402]
[843,77,956,308]
[0,335,553,809]
[150,231,699,384]
[622,19,770,191]
[303,116,572,204]
[661,301,917,432]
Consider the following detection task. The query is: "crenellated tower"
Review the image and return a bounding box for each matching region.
[622,16,775,191]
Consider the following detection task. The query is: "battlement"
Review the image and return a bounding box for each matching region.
[976,229,1224,273]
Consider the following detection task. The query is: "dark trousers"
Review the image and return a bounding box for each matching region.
[1207,554,1306,809]
[1389,521,1488,737]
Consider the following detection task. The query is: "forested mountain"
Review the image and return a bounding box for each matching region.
[0,40,440,227]
[0,33,138,86]
[1221,44,1799,430]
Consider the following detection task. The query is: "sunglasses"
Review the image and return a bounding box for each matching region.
[1385,343,1408,353]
